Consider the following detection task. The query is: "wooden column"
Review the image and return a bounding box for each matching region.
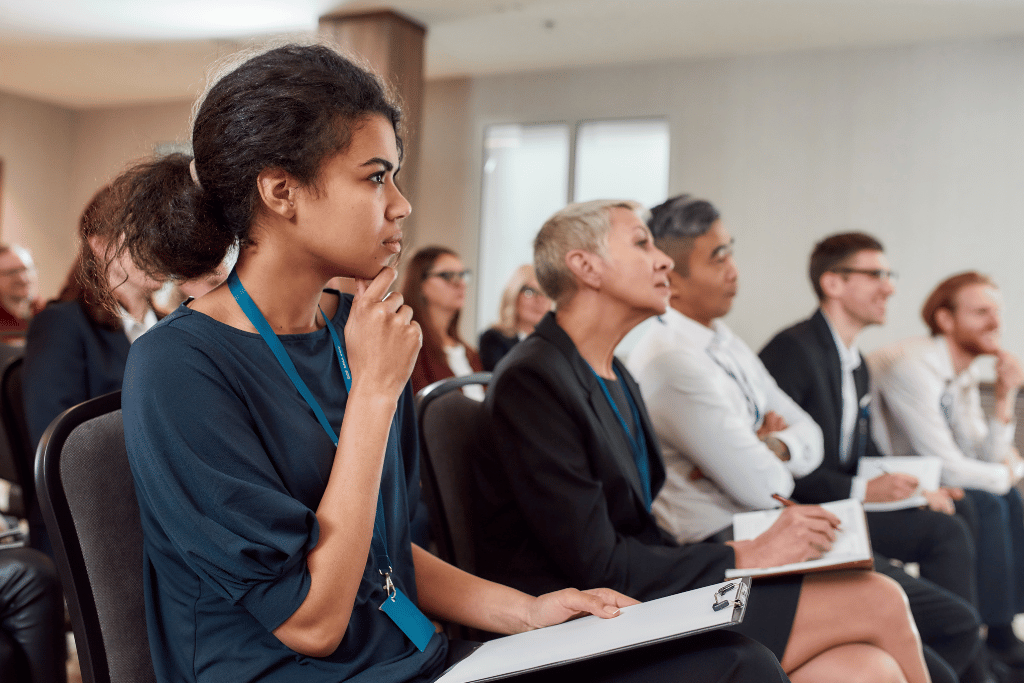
[319,10,426,242]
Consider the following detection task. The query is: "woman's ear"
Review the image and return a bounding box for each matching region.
[256,168,296,219]
[565,249,602,291]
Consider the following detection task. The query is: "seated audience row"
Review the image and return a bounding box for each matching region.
[34,43,1018,683]
[96,44,789,683]
[473,199,933,683]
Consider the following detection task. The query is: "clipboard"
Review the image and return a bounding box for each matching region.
[725,499,873,578]
[434,578,751,683]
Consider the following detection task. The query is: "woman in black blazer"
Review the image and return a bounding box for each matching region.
[473,199,932,683]
[478,264,551,371]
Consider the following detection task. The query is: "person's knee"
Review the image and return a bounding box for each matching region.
[0,548,61,610]
[857,571,910,610]
[851,648,906,683]
[726,634,786,682]
[789,644,907,683]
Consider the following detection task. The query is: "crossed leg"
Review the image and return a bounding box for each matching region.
[780,571,929,683]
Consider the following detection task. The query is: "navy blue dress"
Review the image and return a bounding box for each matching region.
[122,294,446,683]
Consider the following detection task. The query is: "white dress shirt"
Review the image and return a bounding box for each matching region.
[822,312,870,501]
[869,335,1016,494]
[627,308,824,543]
[443,344,485,402]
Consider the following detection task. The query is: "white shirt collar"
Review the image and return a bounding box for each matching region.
[120,306,157,344]
[820,309,862,371]
[933,334,978,389]
[658,306,722,350]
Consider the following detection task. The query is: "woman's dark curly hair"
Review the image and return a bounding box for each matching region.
[109,43,402,286]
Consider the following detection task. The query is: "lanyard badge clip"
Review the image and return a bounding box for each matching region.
[381,567,397,602]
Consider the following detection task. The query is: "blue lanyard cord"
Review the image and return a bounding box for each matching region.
[706,346,761,426]
[591,366,653,511]
[226,270,392,575]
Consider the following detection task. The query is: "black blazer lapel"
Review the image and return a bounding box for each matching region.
[533,313,654,513]
[810,310,844,429]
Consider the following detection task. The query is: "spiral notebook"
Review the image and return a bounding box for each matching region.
[434,578,751,683]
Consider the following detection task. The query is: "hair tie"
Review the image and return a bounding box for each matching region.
[188,158,203,191]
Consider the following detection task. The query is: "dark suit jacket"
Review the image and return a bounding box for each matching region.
[759,309,881,503]
[478,328,519,372]
[23,300,132,447]
[472,312,734,600]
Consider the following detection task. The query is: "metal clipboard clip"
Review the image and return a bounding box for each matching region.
[712,580,749,612]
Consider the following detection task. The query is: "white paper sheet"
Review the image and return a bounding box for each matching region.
[857,456,942,512]
[725,498,871,578]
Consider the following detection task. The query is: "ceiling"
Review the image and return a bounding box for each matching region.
[5,0,1024,109]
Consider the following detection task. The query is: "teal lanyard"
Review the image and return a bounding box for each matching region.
[226,271,393,582]
[591,366,653,511]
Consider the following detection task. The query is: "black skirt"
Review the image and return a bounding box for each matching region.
[727,574,803,661]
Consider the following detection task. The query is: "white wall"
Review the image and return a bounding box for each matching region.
[0,92,76,299]
[417,37,1024,364]
[4,36,1024,363]
[0,95,193,300]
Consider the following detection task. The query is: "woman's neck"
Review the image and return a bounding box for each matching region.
[428,305,458,346]
[233,247,332,334]
[556,294,644,379]
[114,285,150,323]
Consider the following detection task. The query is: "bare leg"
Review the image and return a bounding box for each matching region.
[789,643,906,683]
[779,571,929,683]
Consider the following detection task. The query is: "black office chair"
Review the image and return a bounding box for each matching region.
[35,391,155,683]
[415,373,490,576]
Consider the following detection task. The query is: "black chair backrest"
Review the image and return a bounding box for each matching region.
[0,357,30,515]
[415,373,490,576]
[36,391,155,683]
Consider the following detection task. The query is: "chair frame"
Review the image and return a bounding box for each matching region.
[35,390,123,683]
[415,372,490,570]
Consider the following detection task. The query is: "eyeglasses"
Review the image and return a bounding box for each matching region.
[425,269,472,284]
[830,268,898,282]
[519,286,545,299]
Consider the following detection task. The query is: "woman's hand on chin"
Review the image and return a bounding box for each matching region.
[347,266,422,402]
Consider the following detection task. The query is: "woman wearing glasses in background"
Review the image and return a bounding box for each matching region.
[402,246,483,398]
[478,264,552,371]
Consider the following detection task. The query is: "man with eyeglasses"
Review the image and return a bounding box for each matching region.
[869,271,1024,674]
[0,244,42,345]
[628,206,982,683]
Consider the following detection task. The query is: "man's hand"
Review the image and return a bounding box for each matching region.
[922,488,956,515]
[863,472,919,503]
[757,411,790,461]
[994,350,1024,424]
[756,411,788,440]
[1005,448,1024,484]
[728,505,841,569]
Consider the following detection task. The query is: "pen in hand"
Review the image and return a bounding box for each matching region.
[771,494,796,507]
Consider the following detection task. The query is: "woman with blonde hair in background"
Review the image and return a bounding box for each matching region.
[478,264,552,371]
